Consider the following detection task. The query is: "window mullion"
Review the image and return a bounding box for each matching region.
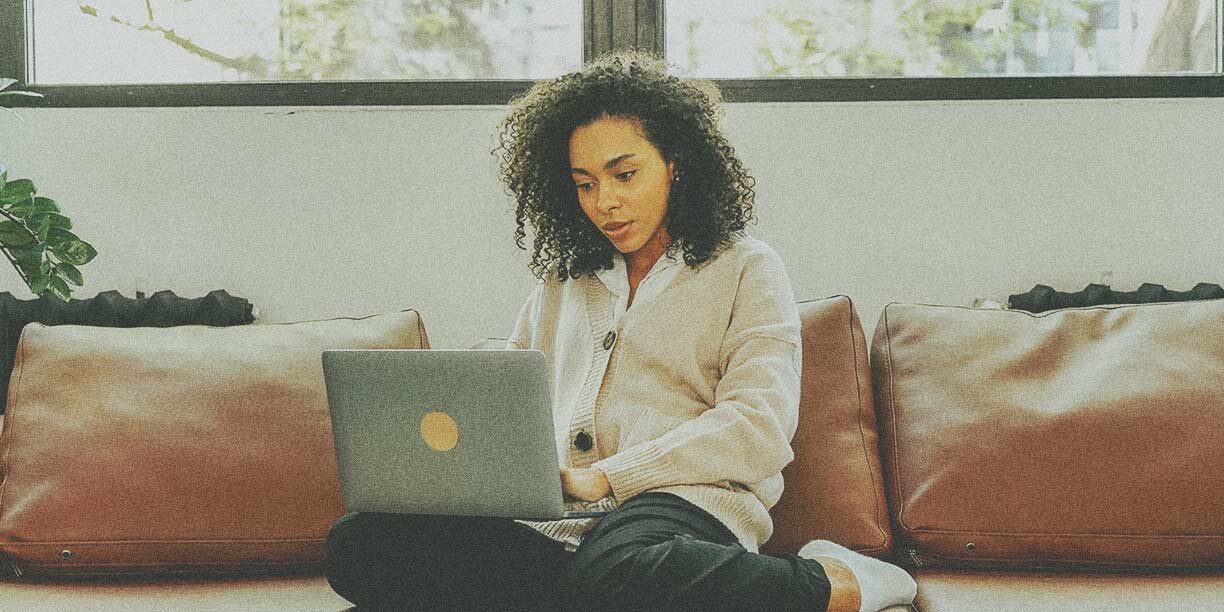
[585,0,611,61]
[635,0,664,57]
[1217,0,1222,73]
[0,0,27,82]
[611,0,636,52]
[586,0,663,60]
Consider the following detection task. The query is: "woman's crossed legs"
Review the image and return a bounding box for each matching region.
[324,492,833,612]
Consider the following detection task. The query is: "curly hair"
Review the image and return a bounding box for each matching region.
[494,50,757,282]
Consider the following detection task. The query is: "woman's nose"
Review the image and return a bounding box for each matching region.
[596,184,620,211]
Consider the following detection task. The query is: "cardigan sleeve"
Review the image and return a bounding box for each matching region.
[592,248,802,502]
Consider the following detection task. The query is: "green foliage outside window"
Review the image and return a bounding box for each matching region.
[671,0,1215,78]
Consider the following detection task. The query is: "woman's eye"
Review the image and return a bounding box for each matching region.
[616,171,636,181]
[576,183,594,192]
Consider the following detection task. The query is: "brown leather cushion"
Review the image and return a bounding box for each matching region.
[0,311,429,575]
[763,295,892,557]
[872,300,1224,569]
[913,568,1224,612]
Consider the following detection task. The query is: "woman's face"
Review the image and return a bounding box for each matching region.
[569,114,676,267]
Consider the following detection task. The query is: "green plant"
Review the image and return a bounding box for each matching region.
[0,78,96,301]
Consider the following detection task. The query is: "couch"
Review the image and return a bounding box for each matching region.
[0,295,1219,611]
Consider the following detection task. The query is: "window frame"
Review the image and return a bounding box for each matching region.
[1,0,1221,107]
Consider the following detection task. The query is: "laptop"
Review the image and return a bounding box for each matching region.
[321,348,609,521]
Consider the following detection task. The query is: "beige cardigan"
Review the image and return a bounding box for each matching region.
[507,233,802,553]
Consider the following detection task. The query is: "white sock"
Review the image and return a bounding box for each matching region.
[798,539,916,612]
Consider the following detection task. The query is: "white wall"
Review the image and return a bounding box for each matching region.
[1,97,1220,349]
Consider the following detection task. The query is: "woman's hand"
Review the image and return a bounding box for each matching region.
[560,466,612,502]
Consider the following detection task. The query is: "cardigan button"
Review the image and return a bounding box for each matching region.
[574,431,593,452]
[602,330,616,350]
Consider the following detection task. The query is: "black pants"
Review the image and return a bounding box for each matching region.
[323,492,831,612]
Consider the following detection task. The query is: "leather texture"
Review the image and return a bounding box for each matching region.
[762,295,892,558]
[872,299,1224,569]
[913,568,1224,612]
[0,310,429,575]
[0,289,255,414]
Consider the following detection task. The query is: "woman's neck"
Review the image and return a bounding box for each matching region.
[624,232,673,279]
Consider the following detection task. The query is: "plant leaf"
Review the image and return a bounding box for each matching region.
[0,192,29,208]
[10,245,42,267]
[32,197,59,213]
[48,276,71,301]
[1,179,34,202]
[14,252,42,276]
[30,273,51,295]
[8,198,35,218]
[0,164,7,190]
[36,216,51,242]
[0,220,35,247]
[0,91,44,100]
[54,239,97,266]
[13,258,40,279]
[47,226,78,247]
[30,212,72,230]
[59,262,84,286]
[0,78,15,92]
[50,212,71,229]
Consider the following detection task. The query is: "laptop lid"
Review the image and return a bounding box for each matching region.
[321,348,571,520]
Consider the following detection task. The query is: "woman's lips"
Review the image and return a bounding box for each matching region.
[605,221,632,239]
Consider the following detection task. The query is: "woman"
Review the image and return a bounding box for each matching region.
[323,51,916,612]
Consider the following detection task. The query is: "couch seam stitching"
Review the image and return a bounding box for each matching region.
[884,304,911,534]
[845,295,890,550]
[0,323,29,526]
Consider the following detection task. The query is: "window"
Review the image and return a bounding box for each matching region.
[1,0,588,105]
[32,1,581,83]
[667,0,1217,78]
[1,0,1221,106]
[664,0,1223,101]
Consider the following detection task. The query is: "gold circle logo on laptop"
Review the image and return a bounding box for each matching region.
[420,411,459,451]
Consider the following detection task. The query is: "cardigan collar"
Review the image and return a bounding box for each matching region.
[595,239,685,298]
